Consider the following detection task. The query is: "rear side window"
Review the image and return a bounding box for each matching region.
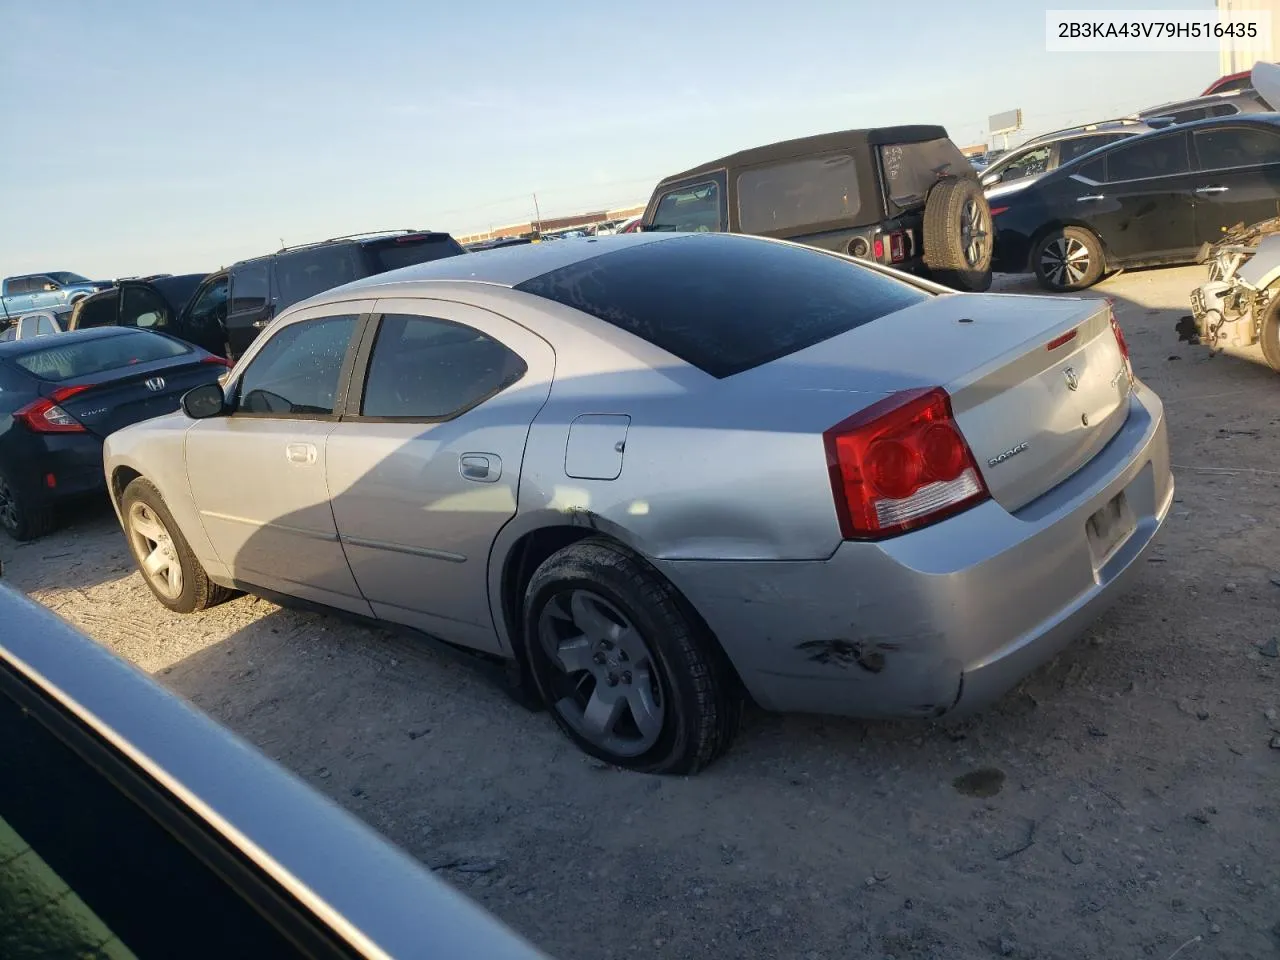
[738,155,860,233]
[274,247,363,310]
[514,234,929,379]
[366,236,466,274]
[881,138,972,209]
[992,145,1051,182]
[1104,134,1189,181]
[121,286,171,329]
[1194,126,1280,170]
[236,314,356,416]
[12,332,189,382]
[227,262,269,315]
[648,181,722,232]
[75,292,118,328]
[360,315,526,419]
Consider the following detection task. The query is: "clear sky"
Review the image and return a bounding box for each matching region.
[0,0,1222,278]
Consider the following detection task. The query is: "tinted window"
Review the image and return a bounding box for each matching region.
[237,314,355,416]
[738,155,860,233]
[150,274,207,316]
[1166,106,1210,124]
[992,145,1051,182]
[649,181,722,232]
[227,262,269,315]
[361,315,527,419]
[514,234,929,378]
[1059,135,1125,164]
[75,291,118,328]
[186,276,229,329]
[1208,103,1241,118]
[273,246,362,311]
[11,332,189,382]
[1076,157,1106,181]
[367,236,467,273]
[881,138,972,208]
[6,277,34,295]
[121,286,171,329]
[1105,135,1190,181]
[1194,126,1280,169]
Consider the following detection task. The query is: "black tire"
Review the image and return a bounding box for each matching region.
[120,477,233,613]
[922,177,993,292]
[0,466,55,542]
[523,537,741,774]
[1259,294,1280,372]
[1032,226,1105,292]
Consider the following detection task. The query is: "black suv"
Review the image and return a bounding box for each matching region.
[641,126,993,291]
[177,230,468,359]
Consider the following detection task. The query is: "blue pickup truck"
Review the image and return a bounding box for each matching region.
[0,272,114,320]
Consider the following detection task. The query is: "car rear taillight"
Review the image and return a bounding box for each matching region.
[823,387,990,540]
[1106,299,1134,385]
[873,237,885,260]
[14,385,93,434]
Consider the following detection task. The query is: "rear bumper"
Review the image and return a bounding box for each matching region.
[654,381,1172,719]
[40,435,108,499]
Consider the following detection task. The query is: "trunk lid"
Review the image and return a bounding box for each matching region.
[760,291,1131,512]
[47,355,226,438]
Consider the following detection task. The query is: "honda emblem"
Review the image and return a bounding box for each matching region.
[144,376,166,392]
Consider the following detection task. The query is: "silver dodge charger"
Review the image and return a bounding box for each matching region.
[103,233,1173,774]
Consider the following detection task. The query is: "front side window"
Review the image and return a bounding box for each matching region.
[121,286,171,329]
[236,314,356,416]
[1194,126,1280,170]
[273,246,363,312]
[648,180,722,232]
[738,154,860,233]
[991,145,1052,182]
[360,314,527,419]
[35,315,57,336]
[227,263,269,316]
[185,276,229,329]
[1105,134,1190,181]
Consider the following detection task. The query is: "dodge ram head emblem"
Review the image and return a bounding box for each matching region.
[1063,367,1080,392]
[144,377,166,392]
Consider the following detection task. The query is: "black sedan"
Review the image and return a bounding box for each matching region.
[989,113,1280,291]
[0,327,229,541]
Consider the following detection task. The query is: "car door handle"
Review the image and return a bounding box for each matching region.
[459,453,501,483]
[1076,195,1106,202]
[285,442,317,465]
[1194,185,1229,195]
[252,319,270,328]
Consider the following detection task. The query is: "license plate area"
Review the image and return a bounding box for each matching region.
[1086,490,1135,568]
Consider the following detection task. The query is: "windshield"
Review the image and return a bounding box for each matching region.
[10,332,189,381]
[880,138,973,209]
[46,272,91,285]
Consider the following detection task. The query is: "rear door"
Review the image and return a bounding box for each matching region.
[325,299,554,653]
[184,304,371,614]
[1080,131,1198,263]
[1189,123,1280,240]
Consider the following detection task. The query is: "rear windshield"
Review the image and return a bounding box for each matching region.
[737,154,860,233]
[10,332,189,382]
[366,236,466,273]
[513,234,929,378]
[880,138,973,210]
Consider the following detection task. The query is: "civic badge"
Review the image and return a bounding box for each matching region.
[1063,366,1080,392]
[144,376,166,392]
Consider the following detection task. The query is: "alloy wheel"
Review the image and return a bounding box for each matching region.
[127,501,184,600]
[537,589,666,758]
[960,199,989,267]
[0,476,17,533]
[1040,236,1091,287]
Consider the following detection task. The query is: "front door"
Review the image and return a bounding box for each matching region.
[1083,131,1198,263]
[325,299,555,653]
[184,304,372,614]
[1189,123,1280,242]
[175,274,230,357]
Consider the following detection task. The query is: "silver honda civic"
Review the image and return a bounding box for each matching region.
[103,233,1173,774]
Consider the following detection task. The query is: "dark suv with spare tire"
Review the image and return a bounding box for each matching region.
[640,126,992,291]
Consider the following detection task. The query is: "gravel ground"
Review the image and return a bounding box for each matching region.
[3,265,1279,960]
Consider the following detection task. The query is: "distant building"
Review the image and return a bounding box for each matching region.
[959,143,988,159]
[457,203,647,245]
[1218,0,1278,74]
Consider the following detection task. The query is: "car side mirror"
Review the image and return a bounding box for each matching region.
[981,171,1002,187]
[182,382,227,419]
